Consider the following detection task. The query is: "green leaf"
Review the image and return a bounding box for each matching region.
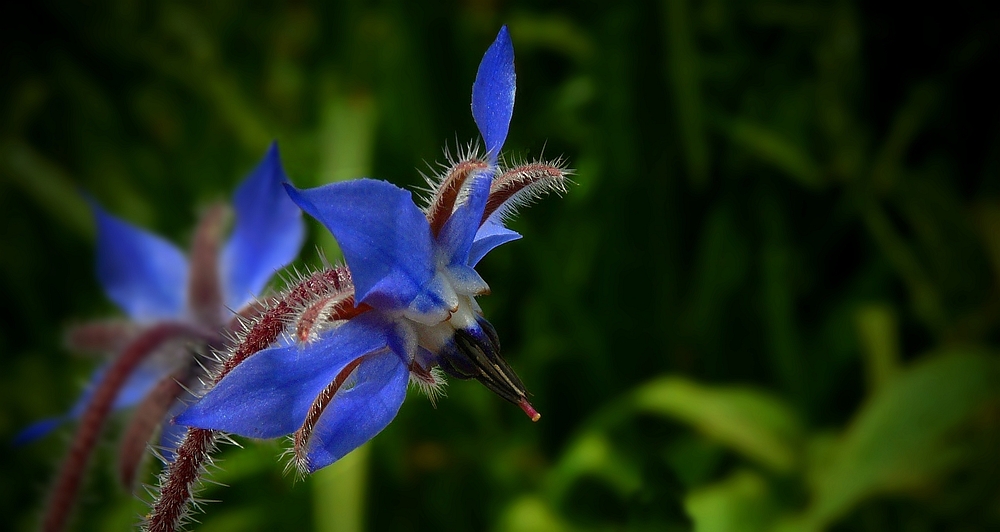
[496,496,570,532]
[804,350,1000,527]
[629,377,803,472]
[548,433,643,503]
[685,470,778,532]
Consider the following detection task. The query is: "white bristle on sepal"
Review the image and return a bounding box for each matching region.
[409,367,448,407]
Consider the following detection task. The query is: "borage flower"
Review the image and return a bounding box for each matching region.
[177,26,569,473]
[24,145,303,532]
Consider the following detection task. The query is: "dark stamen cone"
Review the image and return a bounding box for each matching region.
[439,318,535,417]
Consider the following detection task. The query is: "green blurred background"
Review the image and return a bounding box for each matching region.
[2,1,999,531]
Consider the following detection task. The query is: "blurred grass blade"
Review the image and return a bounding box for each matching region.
[316,90,377,188]
[976,202,1000,287]
[688,205,750,339]
[508,14,593,62]
[804,350,1000,528]
[141,5,272,151]
[313,444,370,532]
[663,0,709,186]
[758,191,805,400]
[311,86,377,532]
[860,201,945,332]
[870,83,937,192]
[721,119,823,188]
[0,139,93,240]
[854,303,900,392]
[314,86,377,261]
[685,470,778,532]
[630,377,803,472]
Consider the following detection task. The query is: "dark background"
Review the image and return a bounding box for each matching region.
[2,1,999,531]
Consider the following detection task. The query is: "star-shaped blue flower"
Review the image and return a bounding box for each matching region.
[18,144,304,458]
[177,26,567,473]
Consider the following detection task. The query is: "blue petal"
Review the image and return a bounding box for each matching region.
[92,201,188,322]
[472,26,516,160]
[284,180,434,310]
[175,314,391,439]
[158,401,190,462]
[438,174,492,266]
[222,142,305,311]
[303,349,408,472]
[13,418,63,445]
[468,221,522,266]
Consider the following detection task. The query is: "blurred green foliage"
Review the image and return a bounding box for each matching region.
[2,1,999,531]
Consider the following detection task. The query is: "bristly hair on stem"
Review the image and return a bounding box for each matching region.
[143,266,360,532]
[143,151,571,529]
[41,322,216,532]
[482,156,572,225]
[145,25,567,529]
[420,141,489,236]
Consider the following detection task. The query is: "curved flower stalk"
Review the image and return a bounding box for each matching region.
[21,144,304,532]
[146,26,569,531]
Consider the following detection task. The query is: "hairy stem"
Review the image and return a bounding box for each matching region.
[187,204,229,327]
[42,322,212,532]
[292,353,370,471]
[119,368,189,489]
[145,428,218,532]
[63,319,139,356]
[481,162,567,224]
[145,266,357,531]
[427,159,487,236]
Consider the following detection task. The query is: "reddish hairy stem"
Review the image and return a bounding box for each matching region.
[481,162,566,224]
[187,204,229,327]
[119,369,189,489]
[64,319,139,356]
[217,267,353,380]
[427,159,488,236]
[146,266,361,532]
[145,428,217,532]
[42,322,212,532]
[227,298,268,331]
[295,293,350,343]
[292,354,369,468]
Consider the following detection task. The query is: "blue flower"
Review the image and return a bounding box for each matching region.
[18,144,304,466]
[177,26,568,473]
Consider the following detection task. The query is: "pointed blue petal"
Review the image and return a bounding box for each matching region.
[92,201,188,322]
[284,180,434,310]
[158,401,190,462]
[13,417,63,445]
[472,26,516,160]
[175,314,391,439]
[438,174,492,266]
[303,349,408,472]
[222,142,305,311]
[468,221,522,266]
